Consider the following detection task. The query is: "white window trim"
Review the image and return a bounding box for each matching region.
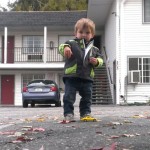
[143,0,150,23]
[128,56,150,84]
[22,35,44,54]
[58,35,74,46]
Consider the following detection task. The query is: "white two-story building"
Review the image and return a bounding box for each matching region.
[88,0,150,104]
[0,11,87,105]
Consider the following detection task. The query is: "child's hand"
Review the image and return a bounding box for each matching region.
[64,46,72,58]
[89,57,98,66]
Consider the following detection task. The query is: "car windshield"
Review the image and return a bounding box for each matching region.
[28,80,55,86]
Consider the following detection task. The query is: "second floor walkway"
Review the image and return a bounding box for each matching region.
[0,47,64,64]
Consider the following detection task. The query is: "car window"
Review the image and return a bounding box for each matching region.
[28,80,55,86]
[44,80,55,85]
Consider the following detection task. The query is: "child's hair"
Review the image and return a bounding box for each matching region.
[74,18,95,35]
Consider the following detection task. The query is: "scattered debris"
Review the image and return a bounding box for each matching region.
[39,145,44,150]
[11,136,33,143]
[122,134,135,137]
[132,114,145,118]
[90,142,117,150]
[0,131,16,135]
[60,120,76,124]
[123,120,133,123]
[36,118,45,122]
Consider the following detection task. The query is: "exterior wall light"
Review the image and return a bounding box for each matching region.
[50,41,54,49]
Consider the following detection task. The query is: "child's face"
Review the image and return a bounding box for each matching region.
[75,28,94,42]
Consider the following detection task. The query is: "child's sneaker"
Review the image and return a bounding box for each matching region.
[63,114,75,123]
[80,114,97,122]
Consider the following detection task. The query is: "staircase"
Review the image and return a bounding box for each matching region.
[92,63,113,104]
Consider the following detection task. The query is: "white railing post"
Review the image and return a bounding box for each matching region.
[4,27,8,64]
[44,26,47,63]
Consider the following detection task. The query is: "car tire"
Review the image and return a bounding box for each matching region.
[31,102,35,107]
[55,101,61,107]
[23,101,28,108]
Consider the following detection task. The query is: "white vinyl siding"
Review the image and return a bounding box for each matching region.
[122,0,150,103]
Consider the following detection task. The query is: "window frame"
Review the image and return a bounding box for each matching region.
[58,35,74,46]
[128,56,150,84]
[143,0,150,23]
[22,35,44,54]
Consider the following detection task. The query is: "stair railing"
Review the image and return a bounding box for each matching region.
[101,46,113,84]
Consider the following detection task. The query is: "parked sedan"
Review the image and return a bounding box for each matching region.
[22,79,61,108]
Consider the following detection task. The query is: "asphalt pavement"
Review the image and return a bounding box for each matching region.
[0,105,150,150]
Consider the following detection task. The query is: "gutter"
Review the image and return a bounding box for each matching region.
[116,0,127,104]
[120,0,127,103]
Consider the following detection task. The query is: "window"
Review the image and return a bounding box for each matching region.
[58,35,74,46]
[58,73,64,91]
[23,36,44,53]
[143,0,150,23]
[22,74,45,88]
[128,57,150,83]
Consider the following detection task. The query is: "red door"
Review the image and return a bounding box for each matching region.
[2,36,14,63]
[1,75,14,105]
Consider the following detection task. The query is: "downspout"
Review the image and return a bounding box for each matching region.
[115,0,120,104]
[44,26,47,63]
[120,0,127,102]
[116,0,127,104]
[116,0,126,105]
[4,27,8,64]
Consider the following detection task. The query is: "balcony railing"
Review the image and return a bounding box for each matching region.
[0,47,64,63]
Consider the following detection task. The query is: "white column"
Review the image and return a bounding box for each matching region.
[4,27,8,64]
[44,26,47,63]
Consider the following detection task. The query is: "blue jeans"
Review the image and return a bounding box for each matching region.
[63,77,93,117]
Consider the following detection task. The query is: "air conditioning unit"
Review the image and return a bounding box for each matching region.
[128,70,140,83]
[28,55,43,61]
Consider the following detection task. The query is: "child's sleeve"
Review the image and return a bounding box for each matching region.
[96,57,103,67]
[94,47,103,67]
[59,41,71,57]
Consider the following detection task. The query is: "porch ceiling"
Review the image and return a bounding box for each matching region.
[87,0,114,30]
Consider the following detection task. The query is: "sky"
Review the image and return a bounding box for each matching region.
[0,0,16,10]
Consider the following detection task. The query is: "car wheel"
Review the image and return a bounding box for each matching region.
[23,101,28,108]
[31,102,35,107]
[55,101,61,107]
